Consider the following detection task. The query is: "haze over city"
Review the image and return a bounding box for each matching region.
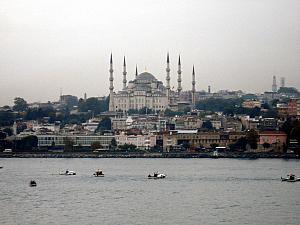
[0,0,299,106]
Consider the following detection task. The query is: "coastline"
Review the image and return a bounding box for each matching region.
[0,152,299,159]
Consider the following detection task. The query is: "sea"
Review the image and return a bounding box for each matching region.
[0,158,299,225]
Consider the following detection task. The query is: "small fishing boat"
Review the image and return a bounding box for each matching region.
[29,180,37,187]
[212,150,219,158]
[93,170,104,177]
[148,172,166,179]
[281,174,300,182]
[60,170,76,175]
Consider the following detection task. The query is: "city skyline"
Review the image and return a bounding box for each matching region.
[1,0,300,105]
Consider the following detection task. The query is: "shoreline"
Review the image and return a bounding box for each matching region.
[0,152,299,159]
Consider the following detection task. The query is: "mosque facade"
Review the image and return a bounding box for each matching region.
[108,53,196,112]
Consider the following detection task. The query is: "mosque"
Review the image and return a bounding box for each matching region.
[108,53,196,112]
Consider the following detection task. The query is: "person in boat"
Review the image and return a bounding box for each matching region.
[289,174,295,180]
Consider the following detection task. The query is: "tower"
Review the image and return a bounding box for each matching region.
[123,56,127,90]
[166,53,170,103]
[208,85,211,94]
[135,65,138,78]
[109,53,115,111]
[280,77,285,88]
[272,75,277,92]
[192,65,196,108]
[177,55,182,95]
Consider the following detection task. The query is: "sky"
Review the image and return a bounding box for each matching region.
[0,0,299,106]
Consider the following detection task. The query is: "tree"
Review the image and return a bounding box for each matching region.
[0,111,15,126]
[96,117,111,132]
[91,141,103,150]
[262,142,271,150]
[0,131,6,140]
[63,137,74,152]
[246,129,259,149]
[110,138,117,150]
[13,97,28,112]
[78,97,109,114]
[202,121,213,130]
[3,128,13,136]
[14,135,38,151]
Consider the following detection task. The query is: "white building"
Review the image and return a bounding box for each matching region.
[108,54,196,112]
[115,132,157,149]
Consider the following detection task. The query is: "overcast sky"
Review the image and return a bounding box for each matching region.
[0,0,299,106]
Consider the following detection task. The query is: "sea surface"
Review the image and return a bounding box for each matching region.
[0,158,299,225]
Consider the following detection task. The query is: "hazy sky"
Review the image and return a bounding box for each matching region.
[0,0,299,106]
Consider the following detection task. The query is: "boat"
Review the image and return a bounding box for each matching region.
[60,170,76,175]
[0,166,3,169]
[93,170,104,177]
[212,150,219,158]
[281,174,300,182]
[29,180,37,187]
[148,172,166,179]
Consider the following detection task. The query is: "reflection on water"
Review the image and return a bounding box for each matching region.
[0,158,299,225]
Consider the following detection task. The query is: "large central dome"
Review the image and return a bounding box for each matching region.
[136,72,157,81]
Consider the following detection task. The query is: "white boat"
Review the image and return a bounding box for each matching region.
[60,170,76,175]
[281,174,300,182]
[148,172,166,179]
[212,150,219,158]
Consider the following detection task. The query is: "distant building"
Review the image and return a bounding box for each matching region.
[60,95,78,108]
[242,100,261,109]
[115,132,156,149]
[36,134,114,149]
[108,54,196,112]
[259,131,287,152]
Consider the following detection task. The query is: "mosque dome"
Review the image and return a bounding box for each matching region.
[136,72,157,81]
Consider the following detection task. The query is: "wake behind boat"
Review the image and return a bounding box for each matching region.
[148,172,166,179]
[281,174,300,182]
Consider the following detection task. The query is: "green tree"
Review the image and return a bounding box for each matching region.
[96,117,111,132]
[0,111,15,126]
[262,142,271,149]
[3,128,13,136]
[91,141,103,150]
[202,121,213,130]
[15,135,38,151]
[63,137,74,152]
[13,97,28,112]
[246,129,259,149]
[110,138,117,150]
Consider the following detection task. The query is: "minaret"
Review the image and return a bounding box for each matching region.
[177,55,182,95]
[109,53,114,111]
[280,77,285,88]
[272,75,277,92]
[192,65,196,108]
[123,56,127,90]
[166,53,170,103]
[135,65,138,78]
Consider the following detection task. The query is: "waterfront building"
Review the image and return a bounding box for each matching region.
[115,132,156,149]
[258,131,287,152]
[162,130,245,151]
[108,54,197,112]
[242,100,261,109]
[36,134,114,149]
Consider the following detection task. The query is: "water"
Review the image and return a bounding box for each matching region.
[0,158,299,225]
